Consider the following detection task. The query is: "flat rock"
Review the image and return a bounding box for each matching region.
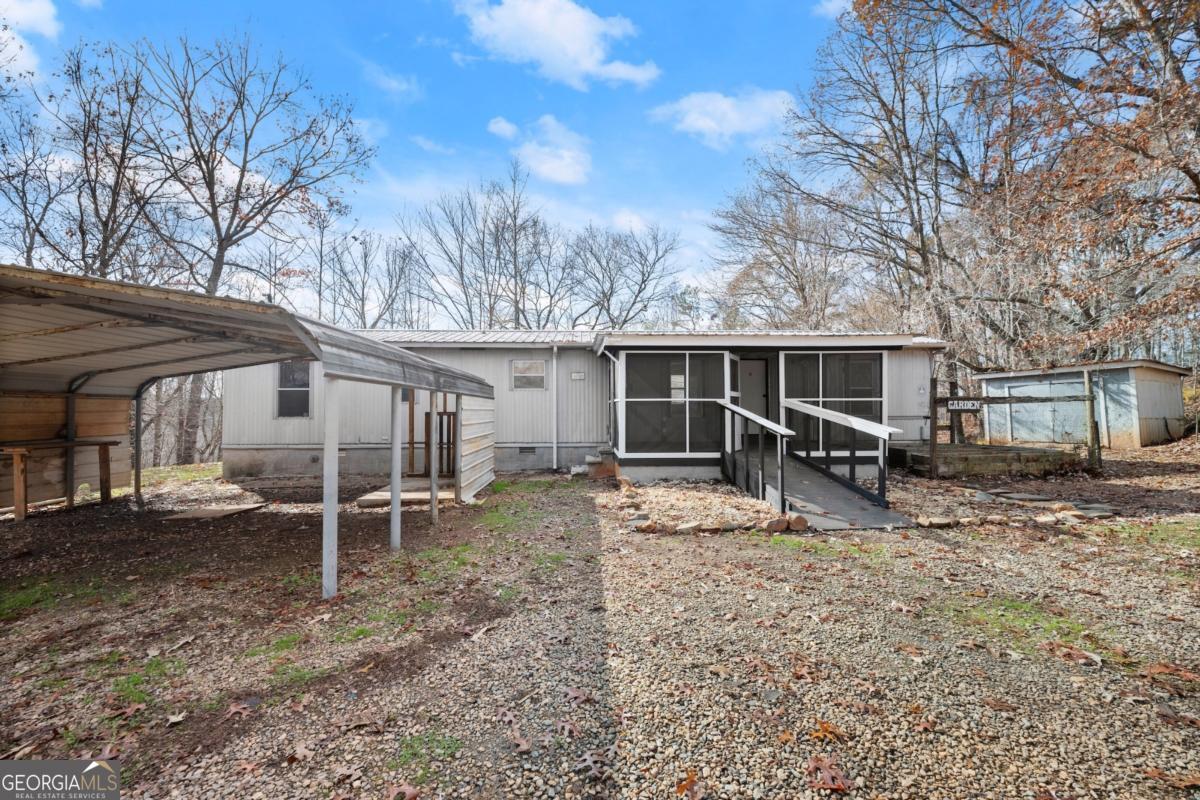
[164,504,264,520]
[1002,493,1052,502]
[974,491,996,502]
[1081,509,1115,519]
[927,516,957,528]
[1033,513,1060,524]
[676,521,702,534]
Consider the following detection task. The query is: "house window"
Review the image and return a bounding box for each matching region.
[624,352,725,454]
[512,359,546,390]
[277,360,311,418]
[783,352,883,451]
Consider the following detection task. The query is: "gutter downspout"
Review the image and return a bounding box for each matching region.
[552,345,559,471]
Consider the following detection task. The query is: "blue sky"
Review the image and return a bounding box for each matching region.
[3,0,847,274]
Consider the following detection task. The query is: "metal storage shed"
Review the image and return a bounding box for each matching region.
[0,264,495,598]
[975,360,1189,448]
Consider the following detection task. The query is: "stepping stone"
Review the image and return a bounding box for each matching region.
[1003,493,1053,502]
[164,504,264,520]
[1081,509,1115,519]
[974,491,996,502]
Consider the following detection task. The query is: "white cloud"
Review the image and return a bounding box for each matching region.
[650,87,793,150]
[611,208,647,233]
[410,134,455,155]
[454,0,659,90]
[486,115,519,140]
[355,116,390,145]
[360,59,422,101]
[812,0,851,18]
[512,114,590,185]
[1,0,61,38]
[0,0,62,78]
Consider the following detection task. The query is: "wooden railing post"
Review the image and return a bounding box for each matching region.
[11,449,27,522]
[928,375,940,479]
[98,444,112,504]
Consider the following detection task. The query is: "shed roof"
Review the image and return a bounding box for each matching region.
[0,265,492,398]
[974,359,1190,382]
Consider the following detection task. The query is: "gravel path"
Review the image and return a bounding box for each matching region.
[2,469,1198,798]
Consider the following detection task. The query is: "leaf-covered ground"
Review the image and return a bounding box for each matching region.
[1,459,1198,799]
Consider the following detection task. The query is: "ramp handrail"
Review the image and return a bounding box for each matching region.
[718,400,792,514]
[781,399,898,507]
[782,399,903,440]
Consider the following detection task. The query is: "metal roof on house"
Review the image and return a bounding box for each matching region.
[0,265,493,398]
[367,329,601,347]
[975,359,1191,382]
[595,330,947,351]
[367,328,947,351]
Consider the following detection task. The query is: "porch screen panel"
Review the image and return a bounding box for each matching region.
[688,354,724,398]
[784,352,883,452]
[783,354,820,448]
[627,354,685,399]
[626,398,686,452]
[624,352,726,455]
[688,401,723,452]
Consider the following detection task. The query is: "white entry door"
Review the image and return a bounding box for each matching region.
[740,359,768,418]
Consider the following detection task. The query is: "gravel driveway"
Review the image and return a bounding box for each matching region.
[2,470,1198,799]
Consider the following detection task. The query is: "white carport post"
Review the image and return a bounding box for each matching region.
[428,390,439,525]
[322,374,341,599]
[389,385,404,551]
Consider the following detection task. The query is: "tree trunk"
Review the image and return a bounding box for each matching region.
[177,373,205,465]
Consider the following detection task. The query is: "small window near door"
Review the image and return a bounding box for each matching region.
[511,359,546,390]
[277,360,311,417]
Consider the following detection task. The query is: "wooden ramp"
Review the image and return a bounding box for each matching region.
[734,451,910,531]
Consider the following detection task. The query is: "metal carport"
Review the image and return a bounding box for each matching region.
[0,264,494,598]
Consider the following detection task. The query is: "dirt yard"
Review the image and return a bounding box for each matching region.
[1,448,1199,799]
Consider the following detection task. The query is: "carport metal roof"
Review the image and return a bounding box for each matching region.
[0,264,493,398]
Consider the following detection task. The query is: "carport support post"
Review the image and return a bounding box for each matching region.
[428,390,439,526]
[389,385,404,551]
[322,375,340,599]
[133,393,144,508]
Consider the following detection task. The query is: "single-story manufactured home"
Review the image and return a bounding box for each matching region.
[223,330,944,512]
[975,359,1190,448]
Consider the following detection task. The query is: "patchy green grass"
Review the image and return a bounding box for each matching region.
[394,731,464,783]
[491,478,557,494]
[0,577,108,621]
[1102,519,1200,550]
[413,543,476,582]
[280,570,320,593]
[333,625,376,643]
[480,498,545,534]
[109,656,185,705]
[943,595,1123,659]
[496,584,522,603]
[269,663,327,688]
[112,673,151,705]
[532,550,568,570]
[142,462,222,485]
[245,633,303,659]
[769,535,842,557]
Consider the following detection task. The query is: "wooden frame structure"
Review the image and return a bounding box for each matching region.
[927,374,1101,478]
